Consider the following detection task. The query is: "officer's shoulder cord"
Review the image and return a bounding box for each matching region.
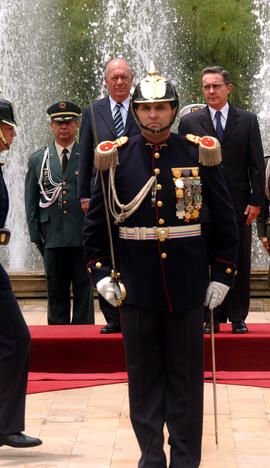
[38,147,62,208]
[91,99,156,223]
[108,167,156,224]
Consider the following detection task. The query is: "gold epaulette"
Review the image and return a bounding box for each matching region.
[185,134,222,166]
[94,136,128,171]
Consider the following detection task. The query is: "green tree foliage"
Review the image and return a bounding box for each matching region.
[171,0,261,109]
[53,0,101,108]
[53,0,261,111]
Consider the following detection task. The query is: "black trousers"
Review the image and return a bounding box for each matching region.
[203,220,250,323]
[44,247,94,324]
[0,267,30,434]
[213,221,251,323]
[98,294,120,326]
[121,303,204,468]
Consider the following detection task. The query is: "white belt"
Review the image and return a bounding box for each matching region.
[119,224,201,242]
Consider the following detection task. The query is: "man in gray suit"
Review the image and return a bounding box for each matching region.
[25,101,94,325]
[79,58,140,333]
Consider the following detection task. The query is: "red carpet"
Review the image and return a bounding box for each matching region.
[27,323,270,394]
[27,371,128,394]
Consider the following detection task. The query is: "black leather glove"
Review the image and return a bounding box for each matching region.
[34,240,45,256]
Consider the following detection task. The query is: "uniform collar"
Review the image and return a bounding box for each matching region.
[55,140,75,158]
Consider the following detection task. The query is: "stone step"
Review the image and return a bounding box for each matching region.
[6,270,270,298]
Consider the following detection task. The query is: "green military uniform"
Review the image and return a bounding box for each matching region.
[25,140,94,324]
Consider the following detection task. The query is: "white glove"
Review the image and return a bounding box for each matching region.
[96,276,118,307]
[205,281,229,310]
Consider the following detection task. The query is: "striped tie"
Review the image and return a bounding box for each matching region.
[113,102,125,137]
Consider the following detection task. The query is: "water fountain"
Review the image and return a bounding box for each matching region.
[251,0,270,272]
[0,0,269,291]
[0,0,181,274]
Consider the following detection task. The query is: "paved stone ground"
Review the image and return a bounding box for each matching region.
[0,299,269,467]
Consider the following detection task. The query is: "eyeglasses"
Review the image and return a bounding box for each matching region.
[202,83,226,91]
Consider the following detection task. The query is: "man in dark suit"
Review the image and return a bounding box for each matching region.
[82,64,238,467]
[0,98,42,448]
[178,65,265,333]
[25,101,94,325]
[79,57,140,333]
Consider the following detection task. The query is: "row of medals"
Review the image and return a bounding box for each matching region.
[171,167,202,222]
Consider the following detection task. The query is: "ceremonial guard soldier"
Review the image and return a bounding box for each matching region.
[25,101,94,325]
[83,64,239,468]
[0,97,42,448]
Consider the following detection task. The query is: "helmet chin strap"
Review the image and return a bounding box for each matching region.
[138,121,172,134]
[0,127,9,150]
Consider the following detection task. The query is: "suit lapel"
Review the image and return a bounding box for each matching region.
[97,96,117,138]
[199,107,216,137]
[222,104,239,143]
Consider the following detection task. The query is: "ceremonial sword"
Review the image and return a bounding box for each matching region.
[210,307,218,448]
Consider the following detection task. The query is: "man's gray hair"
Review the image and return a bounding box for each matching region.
[201,66,231,85]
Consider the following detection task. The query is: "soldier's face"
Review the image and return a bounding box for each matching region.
[50,119,79,146]
[202,73,232,110]
[135,101,176,133]
[105,59,134,102]
[0,122,16,152]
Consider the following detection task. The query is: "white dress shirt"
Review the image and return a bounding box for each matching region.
[55,141,75,165]
[208,102,229,131]
[109,95,131,127]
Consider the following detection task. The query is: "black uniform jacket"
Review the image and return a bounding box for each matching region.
[78,96,140,199]
[0,163,11,289]
[178,104,265,220]
[0,164,8,229]
[83,133,238,313]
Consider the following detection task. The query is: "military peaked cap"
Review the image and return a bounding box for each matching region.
[47,101,81,121]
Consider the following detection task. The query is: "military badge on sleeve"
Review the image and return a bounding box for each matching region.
[171,167,202,222]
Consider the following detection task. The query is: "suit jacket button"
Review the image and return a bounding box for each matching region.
[63,190,67,195]
[63,200,68,205]
[154,152,160,159]
[96,262,102,268]
[157,201,163,207]
[161,252,167,259]
[157,184,162,190]
[154,168,160,175]
[62,181,67,186]
[159,218,165,225]
[63,210,68,215]
[226,267,232,274]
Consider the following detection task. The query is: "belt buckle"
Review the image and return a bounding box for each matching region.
[155,227,169,242]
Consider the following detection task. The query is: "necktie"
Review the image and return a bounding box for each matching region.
[62,148,68,173]
[113,103,125,137]
[215,110,223,142]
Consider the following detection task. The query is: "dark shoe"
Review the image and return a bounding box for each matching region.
[0,432,42,448]
[232,321,248,334]
[100,323,121,334]
[203,320,220,334]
